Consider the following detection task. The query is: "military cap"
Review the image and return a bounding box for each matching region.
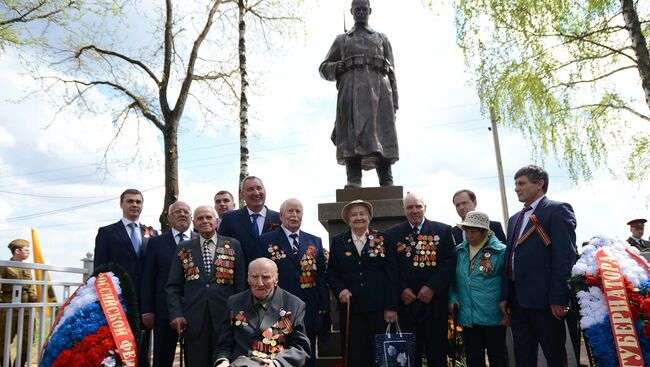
[8,239,30,251]
[628,219,647,228]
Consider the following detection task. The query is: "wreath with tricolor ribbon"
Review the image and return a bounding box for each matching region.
[39,263,140,367]
[570,236,650,366]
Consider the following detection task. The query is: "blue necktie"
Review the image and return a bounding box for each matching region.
[128,223,141,255]
[290,233,299,255]
[251,213,261,237]
[177,232,185,245]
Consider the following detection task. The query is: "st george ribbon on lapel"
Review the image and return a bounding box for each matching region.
[290,233,299,255]
[251,213,261,237]
[128,222,141,255]
[203,239,213,274]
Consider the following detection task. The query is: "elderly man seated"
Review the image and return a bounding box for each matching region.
[213,258,311,367]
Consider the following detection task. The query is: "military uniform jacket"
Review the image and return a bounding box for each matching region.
[628,237,649,251]
[215,287,310,366]
[319,25,399,169]
[258,228,329,331]
[166,235,246,340]
[387,219,456,317]
[0,263,36,303]
[326,230,398,314]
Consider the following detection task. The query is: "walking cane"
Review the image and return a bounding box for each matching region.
[179,332,184,367]
[344,300,351,367]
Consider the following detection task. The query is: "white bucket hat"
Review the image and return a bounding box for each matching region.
[460,211,490,231]
[341,199,373,223]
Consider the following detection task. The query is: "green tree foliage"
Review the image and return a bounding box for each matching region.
[455,0,650,181]
[0,0,82,49]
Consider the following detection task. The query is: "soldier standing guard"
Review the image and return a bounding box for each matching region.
[0,239,37,367]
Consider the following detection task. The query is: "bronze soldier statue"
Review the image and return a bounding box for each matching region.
[320,0,399,188]
[0,239,37,367]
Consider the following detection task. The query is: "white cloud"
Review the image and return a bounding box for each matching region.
[0,0,646,278]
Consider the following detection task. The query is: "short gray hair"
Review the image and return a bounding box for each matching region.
[240,176,264,193]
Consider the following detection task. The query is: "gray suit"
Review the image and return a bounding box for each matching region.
[166,235,246,367]
[215,287,311,367]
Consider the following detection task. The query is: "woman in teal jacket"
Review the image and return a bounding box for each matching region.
[449,211,508,367]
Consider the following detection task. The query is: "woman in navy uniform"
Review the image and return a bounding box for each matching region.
[326,200,398,366]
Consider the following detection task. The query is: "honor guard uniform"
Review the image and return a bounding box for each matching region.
[627,219,648,251]
[0,239,37,367]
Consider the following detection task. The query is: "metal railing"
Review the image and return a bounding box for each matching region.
[0,254,93,366]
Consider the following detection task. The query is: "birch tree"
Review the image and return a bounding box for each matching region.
[455,0,650,181]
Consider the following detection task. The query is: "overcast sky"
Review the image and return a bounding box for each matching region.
[0,0,648,280]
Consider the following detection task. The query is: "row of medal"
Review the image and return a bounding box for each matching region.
[268,244,287,261]
[478,252,494,276]
[406,238,437,268]
[179,249,200,281]
[215,244,236,284]
[367,232,386,258]
[299,258,317,288]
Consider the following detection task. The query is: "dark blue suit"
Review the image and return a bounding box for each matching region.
[387,219,456,367]
[326,230,398,366]
[218,206,281,266]
[501,196,577,367]
[258,228,329,367]
[141,230,195,367]
[94,219,157,367]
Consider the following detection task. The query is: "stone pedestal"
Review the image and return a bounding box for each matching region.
[317,186,405,242]
[316,186,405,366]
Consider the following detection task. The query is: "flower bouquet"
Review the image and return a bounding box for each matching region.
[446,313,467,367]
[39,263,140,367]
[570,235,650,366]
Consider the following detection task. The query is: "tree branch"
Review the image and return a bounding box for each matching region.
[75,45,161,86]
[173,0,224,121]
[560,103,650,121]
[43,76,165,130]
[548,65,638,89]
[0,0,77,27]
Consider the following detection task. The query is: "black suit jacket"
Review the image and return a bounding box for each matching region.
[326,230,398,314]
[452,220,506,245]
[218,206,281,266]
[258,228,329,331]
[141,230,196,320]
[387,219,456,317]
[94,220,156,300]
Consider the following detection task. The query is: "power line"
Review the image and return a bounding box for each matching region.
[0,190,115,199]
[0,186,164,224]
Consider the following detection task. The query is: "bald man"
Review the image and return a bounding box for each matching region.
[214,258,310,367]
[387,192,456,367]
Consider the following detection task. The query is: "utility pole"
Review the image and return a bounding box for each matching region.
[490,106,509,230]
